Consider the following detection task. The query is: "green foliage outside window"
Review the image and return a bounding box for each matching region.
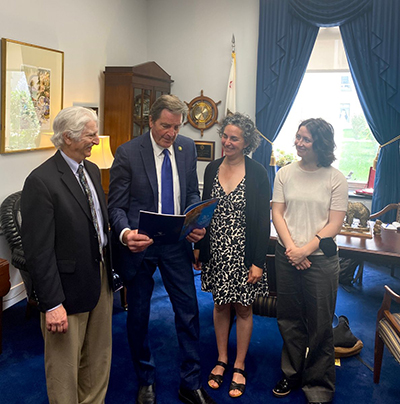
[338,115,378,182]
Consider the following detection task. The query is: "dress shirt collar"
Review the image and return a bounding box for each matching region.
[60,149,82,173]
[150,130,174,157]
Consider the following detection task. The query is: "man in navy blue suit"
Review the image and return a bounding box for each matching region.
[108,95,216,404]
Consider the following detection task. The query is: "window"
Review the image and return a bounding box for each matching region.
[274,27,378,185]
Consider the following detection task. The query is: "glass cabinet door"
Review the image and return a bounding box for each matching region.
[133,88,151,138]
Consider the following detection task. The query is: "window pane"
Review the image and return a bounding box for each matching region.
[275,30,378,183]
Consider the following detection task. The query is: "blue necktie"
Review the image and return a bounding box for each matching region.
[161,149,174,214]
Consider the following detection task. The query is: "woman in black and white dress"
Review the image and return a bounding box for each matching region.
[194,113,270,398]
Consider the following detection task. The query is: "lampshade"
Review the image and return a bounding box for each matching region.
[87,136,114,169]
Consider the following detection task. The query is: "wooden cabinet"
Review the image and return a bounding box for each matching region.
[102,62,173,194]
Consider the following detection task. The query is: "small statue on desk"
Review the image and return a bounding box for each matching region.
[345,202,370,228]
[341,202,373,238]
[373,220,382,236]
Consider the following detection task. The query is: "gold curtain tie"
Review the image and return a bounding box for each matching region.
[373,133,400,169]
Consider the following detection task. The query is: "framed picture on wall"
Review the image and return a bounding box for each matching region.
[195,140,215,162]
[73,103,99,116]
[1,38,64,153]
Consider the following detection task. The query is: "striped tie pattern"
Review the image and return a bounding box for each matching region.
[77,164,103,260]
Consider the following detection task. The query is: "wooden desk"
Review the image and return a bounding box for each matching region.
[336,230,400,267]
[270,226,400,267]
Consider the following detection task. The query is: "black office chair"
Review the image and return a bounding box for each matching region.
[0,191,37,316]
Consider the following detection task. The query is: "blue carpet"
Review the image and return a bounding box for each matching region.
[1,263,399,403]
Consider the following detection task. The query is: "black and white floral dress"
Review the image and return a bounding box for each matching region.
[201,171,268,306]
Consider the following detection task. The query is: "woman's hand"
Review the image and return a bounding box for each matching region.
[193,249,202,271]
[285,246,308,265]
[247,264,263,284]
[294,258,311,271]
[285,247,311,270]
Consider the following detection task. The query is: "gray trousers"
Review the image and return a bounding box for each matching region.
[275,243,339,403]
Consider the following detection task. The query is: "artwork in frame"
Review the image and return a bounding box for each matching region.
[195,140,215,162]
[1,38,64,153]
[73,103,98,117]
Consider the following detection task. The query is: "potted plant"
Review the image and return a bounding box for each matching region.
[276,149,297,170]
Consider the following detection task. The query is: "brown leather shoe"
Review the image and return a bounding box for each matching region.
[136,383,156,404]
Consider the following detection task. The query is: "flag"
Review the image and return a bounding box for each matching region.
[225,47,236,116]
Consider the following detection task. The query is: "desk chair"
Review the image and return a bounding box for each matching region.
[374,285,400,383]
[0,191,37,317]
[370,202,400,278]
[370,203,400,222]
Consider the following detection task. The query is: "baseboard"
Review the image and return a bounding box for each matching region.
[2,282,26,310]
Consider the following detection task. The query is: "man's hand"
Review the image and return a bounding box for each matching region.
[186,227,206,243]
[123,229,153,253]
[46,305,68,334]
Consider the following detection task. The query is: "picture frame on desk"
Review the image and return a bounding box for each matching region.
[1,38,64,153]
[195,140,214,162]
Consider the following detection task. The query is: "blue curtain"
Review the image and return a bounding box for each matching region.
[340,1,400,222]
[289,0,372,27]
[254,0,399,222]
[253,0,318,187]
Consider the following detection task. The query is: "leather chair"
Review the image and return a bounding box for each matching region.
[374,285,400,383]
[370,202,400,222]
[370,202,400,278]
[252,254,277,317]
[0,191,37,316]
[0,258,11,354]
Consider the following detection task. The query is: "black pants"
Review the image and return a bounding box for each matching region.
[275,243,339,403]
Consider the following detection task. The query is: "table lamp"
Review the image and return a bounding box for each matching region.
[87,135,114,169]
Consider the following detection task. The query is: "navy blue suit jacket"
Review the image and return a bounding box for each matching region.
[108,132,200,281]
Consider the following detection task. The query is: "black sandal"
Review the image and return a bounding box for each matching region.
[229,368,247,398]
[208,361,228,389]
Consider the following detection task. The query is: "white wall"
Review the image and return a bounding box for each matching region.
[0,0,148,309]
[0,0,260,309]
[147,0,260,179]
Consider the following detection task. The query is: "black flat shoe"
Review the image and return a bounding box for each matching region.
[208,360,228,389]
[229,368,247,398]
[136,383,156,404]
[272,378,293,398]
[178,387,216,404]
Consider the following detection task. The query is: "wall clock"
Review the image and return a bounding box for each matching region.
[185,90,221,136]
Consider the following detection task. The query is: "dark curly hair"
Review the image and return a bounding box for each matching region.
[218,113,261,155]
[298,118,336,167]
